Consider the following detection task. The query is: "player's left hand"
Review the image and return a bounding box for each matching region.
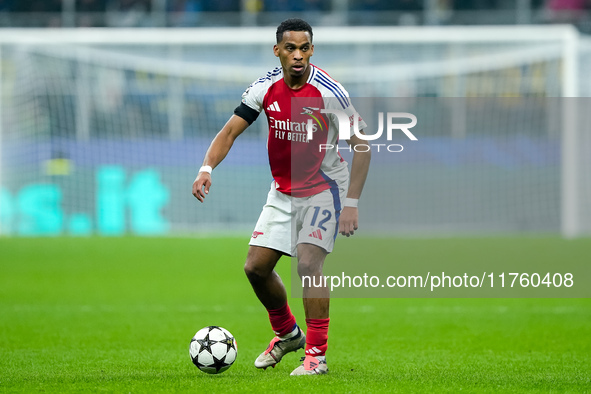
[339,206,358,237]
[192,172,212,203]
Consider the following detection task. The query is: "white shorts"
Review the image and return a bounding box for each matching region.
[249,181,347,256]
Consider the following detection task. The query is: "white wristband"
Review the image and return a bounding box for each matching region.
[344,198,359,208]
[199,165,212,174]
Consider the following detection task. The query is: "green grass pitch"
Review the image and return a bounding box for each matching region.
[1,237,589,392]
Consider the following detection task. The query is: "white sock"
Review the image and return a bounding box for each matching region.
[278,325,299,340]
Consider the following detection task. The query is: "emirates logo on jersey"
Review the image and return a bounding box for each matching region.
[269,115,314,143]
[269,116,311,133]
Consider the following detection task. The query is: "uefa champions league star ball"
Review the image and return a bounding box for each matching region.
[189,326,237,374]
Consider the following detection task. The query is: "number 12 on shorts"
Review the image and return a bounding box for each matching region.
[310,206,332,231]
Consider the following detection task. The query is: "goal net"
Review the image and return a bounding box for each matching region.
[0,26,588,236]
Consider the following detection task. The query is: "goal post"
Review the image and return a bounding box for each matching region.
[560,27,582,238]
[0,25,587,237]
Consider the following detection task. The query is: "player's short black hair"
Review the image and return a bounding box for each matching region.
[276,18,313,44]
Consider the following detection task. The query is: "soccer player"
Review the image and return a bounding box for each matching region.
[192,18,370,375]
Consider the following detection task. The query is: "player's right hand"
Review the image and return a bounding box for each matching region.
[192,173,212,203]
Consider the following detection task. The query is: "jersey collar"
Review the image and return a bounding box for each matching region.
[306,64,316,85]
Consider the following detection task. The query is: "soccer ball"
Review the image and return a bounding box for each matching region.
[189,326,237,374]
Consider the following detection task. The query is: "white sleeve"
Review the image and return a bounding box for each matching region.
[241,69,281,113]
[241,82,265,113]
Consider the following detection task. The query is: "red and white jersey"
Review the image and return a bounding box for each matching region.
[241,64,367,197]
